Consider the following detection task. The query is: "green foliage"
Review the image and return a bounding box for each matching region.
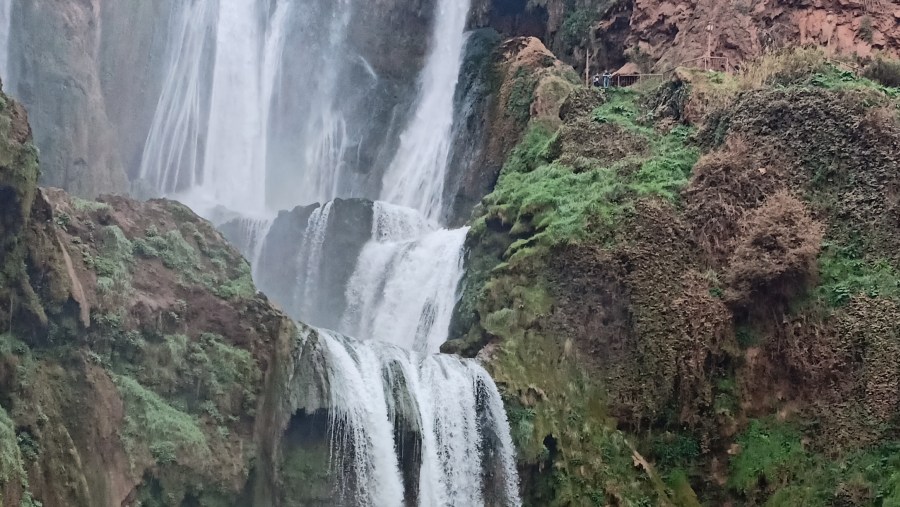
[133,229,199,274]
[629,126,699,201]
[816,242,900,307]
[71,197,110,213]
[503,124,558,174]
[485,90,697,255]
[486,161,627,250]
[560,8,595,47]
[123,332,260,420]
[650,433,700,470]
[507,67,539,123]
[54,212,71,230]
[213,261,256,300]
[0,405,25,485]
[115,374,210,465]
[729,419,807,495]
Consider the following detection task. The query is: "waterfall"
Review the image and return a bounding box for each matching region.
[139,0,292,217]
[309,330,521,507]
[131,0,521,503]
[380,0,473,221]
[342,203,468,354]
[138,0,217,201]
[292,201,334,319]
[0,0,11,81]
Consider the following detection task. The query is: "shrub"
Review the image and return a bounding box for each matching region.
[738,47,828,89]
[725,192,824,310]
[862,55,900,88]
[729,420,806,495]
[115,375,209,464]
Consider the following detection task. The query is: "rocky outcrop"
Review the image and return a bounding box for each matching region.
[8,0,129,197]
[446,35,579,226]
[221,199,375,330]
[628,0,900,70]
[0,82,312,507]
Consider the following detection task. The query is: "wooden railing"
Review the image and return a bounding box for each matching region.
[611,74,663,87]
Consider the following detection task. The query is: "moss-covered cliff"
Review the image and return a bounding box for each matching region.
[451,48,900,505]
[0,81,318,507]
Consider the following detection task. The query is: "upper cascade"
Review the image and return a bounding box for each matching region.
[379,0,474,223]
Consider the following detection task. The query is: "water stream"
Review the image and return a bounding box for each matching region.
[0,0,11,82]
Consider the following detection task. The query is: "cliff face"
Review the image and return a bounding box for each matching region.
[453,46,900,504]
[474,0,900,74]
[0,82,308,507]
[7,0,173,197]
[628,0,900,70]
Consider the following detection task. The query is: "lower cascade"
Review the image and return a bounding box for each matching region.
[294,329,521,507]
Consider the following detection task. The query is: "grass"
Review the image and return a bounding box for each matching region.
[115,374,210,465]
[483,89,698,256]
[816,242,900,307]
[730,418,900,506]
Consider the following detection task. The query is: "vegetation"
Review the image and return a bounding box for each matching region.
[460,46,900,505]
[115,374,210,465]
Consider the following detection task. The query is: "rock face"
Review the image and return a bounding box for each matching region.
[8,0,129,197]
[221,199,375,330]
[474,0,900,75]
[0,81,314,507]
[628,0,900,70]
[6,0,174,197]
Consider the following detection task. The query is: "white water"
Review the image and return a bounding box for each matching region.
[137,0,217,197]
[140,0,292,217]
[314,330,521,507]
[380,0,473,221]
[292,202,334,320]
[0,0,11,82]
[134,0,521,502]
[225,216,274,281]
[342,204,468,354]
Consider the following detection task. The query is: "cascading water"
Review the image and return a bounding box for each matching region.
[308,330,521,507]
[0,0,11,81]
[341,203,469,354]
[380,0,474,221]
[135,0,521,503]
[292,201,334,319]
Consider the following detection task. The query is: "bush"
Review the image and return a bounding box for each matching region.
[725,192,824,309]
[729,420,806,495]
[862,55,900,88]
[738,47,828,89]
[115,375,210,464]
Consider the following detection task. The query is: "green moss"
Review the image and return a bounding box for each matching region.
[134,229,199,274]
[115,374,210,465]
[0,404,25,486]
[71,197,110,213]
[503,123,559,174]
[816,242,900,307]
[729,419,808,495]
[508,67,539,123]
[213,261,255,300]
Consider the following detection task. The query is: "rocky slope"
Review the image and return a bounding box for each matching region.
[0,81,337,507]
[450,46,900,505]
